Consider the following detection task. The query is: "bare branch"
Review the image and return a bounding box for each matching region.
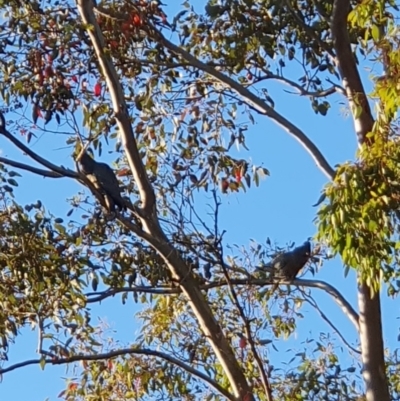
[222,274,274,401]
[0,347,234,400]
[0,113,77,179]
[255,71,345,97]
[0,157,64,178]
[212,191,273,401]
[147,26,335,180]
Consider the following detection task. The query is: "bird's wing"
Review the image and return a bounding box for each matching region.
[271,252,289,270]
[97,165,122,192]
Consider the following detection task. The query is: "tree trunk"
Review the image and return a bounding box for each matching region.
[358,282,390,401]
[331,1,390,399]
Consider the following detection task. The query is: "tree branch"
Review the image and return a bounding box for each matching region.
[0,112,137,213]
[218,255,273,399]
[296,278,359,330]
[85,276,359,332]
[0,157,64,178]
[0,347,234,400]
[254,69,345,97]
[147,26,335,180]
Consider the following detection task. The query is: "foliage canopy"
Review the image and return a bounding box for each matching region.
[0,0,400,400]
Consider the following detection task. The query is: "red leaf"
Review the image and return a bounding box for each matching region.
[221,179,229,193]
[239,337,247,349]
[117,168,131,177]
[132,14,142,26]
[109,40,119,49]
[44,65,54,78]
[94,82,101,97]
[32,104,41,124]
[160,12,168,23]
[235,170,242,182]
[243,393,253,401]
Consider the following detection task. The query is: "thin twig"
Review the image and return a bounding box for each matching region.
[212,192,274,400]
[301,289,361,354]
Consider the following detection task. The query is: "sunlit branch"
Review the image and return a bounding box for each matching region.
[36,317,46,355]
[254,70,345,97]
[0,347,234,400]
[147,25,335,180]
[292,278,359,330]
[301,290,361,354]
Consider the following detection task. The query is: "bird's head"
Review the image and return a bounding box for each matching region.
[302,241,311,256]
[75,147,95,174]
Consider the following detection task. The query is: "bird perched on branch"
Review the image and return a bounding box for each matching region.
[78,151,126,212]
[260,241,311,280]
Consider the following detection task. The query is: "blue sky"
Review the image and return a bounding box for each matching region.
[0,1,398,400]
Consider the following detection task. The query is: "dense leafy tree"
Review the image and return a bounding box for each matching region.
[0,0,399,400]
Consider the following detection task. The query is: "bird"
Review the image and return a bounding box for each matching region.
[78,151,126,212]
[260,241,311,280]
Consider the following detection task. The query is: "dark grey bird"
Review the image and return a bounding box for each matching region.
[78,151,126,212]
[262,241,311,280]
